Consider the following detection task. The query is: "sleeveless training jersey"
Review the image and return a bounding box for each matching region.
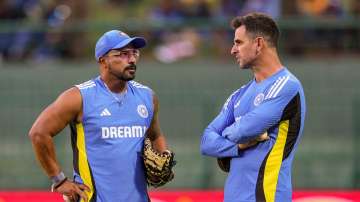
[201,68,306,202]
[70,76,154,202]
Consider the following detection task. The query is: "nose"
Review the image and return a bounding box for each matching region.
[231,45,237,55]
[128,54,137,63]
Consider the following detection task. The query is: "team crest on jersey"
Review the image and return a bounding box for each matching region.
[254,93,265,106]
[137,104,148,118]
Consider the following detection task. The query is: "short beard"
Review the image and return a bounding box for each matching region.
[109,64,137,81]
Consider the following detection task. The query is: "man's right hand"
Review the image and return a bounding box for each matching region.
[54,180,90,202]
[238,132,269,150]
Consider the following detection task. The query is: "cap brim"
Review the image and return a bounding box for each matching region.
[113,37,146,50]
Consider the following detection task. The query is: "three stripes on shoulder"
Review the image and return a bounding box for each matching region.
[265,76,290,100]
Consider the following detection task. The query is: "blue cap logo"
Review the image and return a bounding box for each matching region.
[95,30,146,61]
[118,31,128,37]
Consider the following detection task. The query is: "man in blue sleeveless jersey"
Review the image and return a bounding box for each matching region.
[200,13,306,202]
[29,30,172,202]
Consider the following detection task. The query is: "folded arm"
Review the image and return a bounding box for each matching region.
[222,82,299,143]
[200,91,240,158]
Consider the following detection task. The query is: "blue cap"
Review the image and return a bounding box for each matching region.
[95,30,147,61]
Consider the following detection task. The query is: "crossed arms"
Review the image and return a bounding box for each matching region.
[200,83,298,158]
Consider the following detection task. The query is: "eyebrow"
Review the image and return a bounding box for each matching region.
[120,49,137,51]
[234,39,242,44]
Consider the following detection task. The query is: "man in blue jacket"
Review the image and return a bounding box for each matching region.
[200,12,306,202]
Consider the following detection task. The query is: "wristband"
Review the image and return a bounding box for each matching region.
[50,172,67,192]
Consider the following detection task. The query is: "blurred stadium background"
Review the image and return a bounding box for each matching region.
[1,0,360,201]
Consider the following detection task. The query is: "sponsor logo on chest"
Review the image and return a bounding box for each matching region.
[98,103,149,139]
[101,125,147,139]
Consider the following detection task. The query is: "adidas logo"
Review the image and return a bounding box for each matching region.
[100,108,111,116]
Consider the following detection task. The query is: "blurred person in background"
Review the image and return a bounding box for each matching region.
[29,30,171,202]
[150,0,184,23]
[350,0,360,52]
[284,0,351,55]
[200,12,306,202]
[238,0,281,19]
[0,0,87,62]
[212,0,281,60]
[0,0,37,61]
[295,0,344,17]
[153,28,200,63]
[149,0,202,63]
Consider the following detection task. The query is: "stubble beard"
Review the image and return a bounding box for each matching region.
[239,53,257,70]
[109,64,137,81]
[239,60,252,70]
[240,63,251,69]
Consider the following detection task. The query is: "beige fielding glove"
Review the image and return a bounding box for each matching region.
[143,138,176,187]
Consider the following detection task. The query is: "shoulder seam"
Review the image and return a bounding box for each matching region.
[75,80,96,90]
[223,88,241,110]
[129,81,150,89]
[265,75,290,99]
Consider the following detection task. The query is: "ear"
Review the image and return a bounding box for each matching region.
[99,57,106,64]
[255,37,264,55]
[256,37,263,51]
